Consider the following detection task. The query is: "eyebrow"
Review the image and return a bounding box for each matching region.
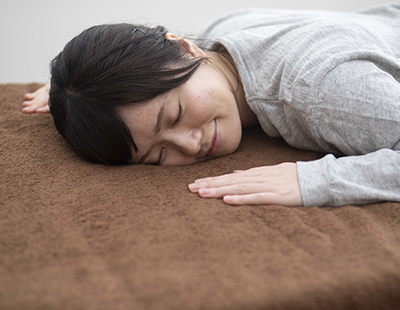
[155,96,167,135]
[138,95,167,164]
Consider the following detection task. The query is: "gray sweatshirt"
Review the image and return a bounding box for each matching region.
[197,3,400,207]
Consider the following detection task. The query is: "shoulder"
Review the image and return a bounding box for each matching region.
[197,8,295,42]
[197,4,400,41]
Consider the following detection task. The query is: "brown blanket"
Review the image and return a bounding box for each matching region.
[1,83,400,310]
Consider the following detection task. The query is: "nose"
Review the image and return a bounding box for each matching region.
[167,128,202,157]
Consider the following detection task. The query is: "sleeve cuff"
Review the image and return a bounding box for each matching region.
[297,155,336,207]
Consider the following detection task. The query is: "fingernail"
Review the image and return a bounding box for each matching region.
[223,196,234,204]
[189,183,200,192]
[199,188,210,196]
[194,179,205,183]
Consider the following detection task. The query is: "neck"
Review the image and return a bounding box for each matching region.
[207,50,258,128]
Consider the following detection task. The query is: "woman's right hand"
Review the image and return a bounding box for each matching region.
[22,83,50,114]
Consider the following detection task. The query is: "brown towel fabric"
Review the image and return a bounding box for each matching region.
[1,83,400,310]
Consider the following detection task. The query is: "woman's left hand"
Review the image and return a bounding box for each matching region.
[188,163,303,206]
[22,83,50,114]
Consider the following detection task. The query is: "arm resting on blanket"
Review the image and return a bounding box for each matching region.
[298,149,400,207]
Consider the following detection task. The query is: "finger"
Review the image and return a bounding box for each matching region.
[24,93,35,99]
[223,192,302,207]
[189,173,236,192]
[223,193,277,205]
[195,170,258,185]
[37,105,50,113]
[189,175,261,193]
[22,101,32,107]
[197,183,268,198]
[22,106,36,113]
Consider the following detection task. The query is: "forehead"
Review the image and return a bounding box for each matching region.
[119,94,165,131]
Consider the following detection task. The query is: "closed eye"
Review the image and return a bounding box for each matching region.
[154,102,181,165]
[172,102,182,126]
[155,147,165,166]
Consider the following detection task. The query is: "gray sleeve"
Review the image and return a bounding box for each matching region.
[296,59,400,207]
[297,150,400,207]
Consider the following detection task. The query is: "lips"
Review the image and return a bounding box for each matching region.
[206,119,221,157]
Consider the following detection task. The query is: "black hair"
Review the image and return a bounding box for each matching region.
[49,24,205,165]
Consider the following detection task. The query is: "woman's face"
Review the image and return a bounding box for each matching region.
[118,60,243,166]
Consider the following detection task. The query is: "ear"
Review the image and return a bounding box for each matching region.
[165,33,207,60]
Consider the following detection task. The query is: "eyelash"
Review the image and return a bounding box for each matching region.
[172,102,182,126]
[155,102,182,166]
[155,147,165,166]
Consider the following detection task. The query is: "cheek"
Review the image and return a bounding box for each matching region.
[186,79,219,112]
[220,117,242,155]
[226,130,242,154]
[189,90,212,115]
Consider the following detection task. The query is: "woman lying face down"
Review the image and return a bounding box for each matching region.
[23,23,301,206]
[51,25,259,166]
[48,24,252,166]
[23,4,400,207]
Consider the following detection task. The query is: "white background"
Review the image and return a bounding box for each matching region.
[0,0,393,83]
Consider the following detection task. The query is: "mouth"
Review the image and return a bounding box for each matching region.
[206,119,221,157]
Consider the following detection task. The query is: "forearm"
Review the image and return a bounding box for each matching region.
[297,149,400,207]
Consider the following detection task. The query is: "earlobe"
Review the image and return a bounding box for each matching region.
[165,33,207,60]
